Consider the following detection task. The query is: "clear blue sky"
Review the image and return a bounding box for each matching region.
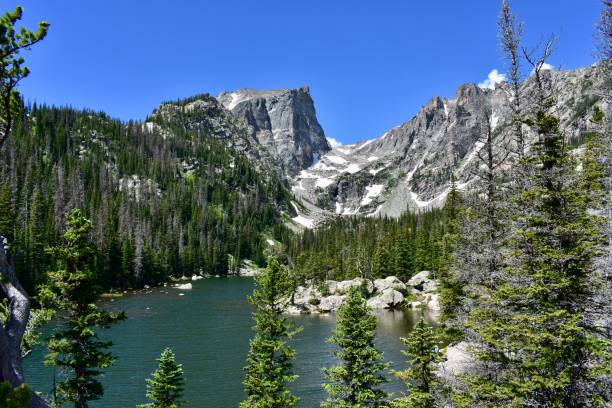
[5,0,602,144]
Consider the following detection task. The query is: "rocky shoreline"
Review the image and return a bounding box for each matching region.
[283,271,440,314]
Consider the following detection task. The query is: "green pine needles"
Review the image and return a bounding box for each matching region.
[138,348,185,408]
[241,257,301,408]
[0,5,48,150]
[392,318,442,408]
[322,287,389,408]
[461,105,611,406]
[0,383,31,408]
[40,209,126,408]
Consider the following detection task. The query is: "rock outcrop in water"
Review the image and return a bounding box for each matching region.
[283,273,440,314]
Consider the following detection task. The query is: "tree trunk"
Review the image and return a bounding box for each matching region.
[0,235,52,408]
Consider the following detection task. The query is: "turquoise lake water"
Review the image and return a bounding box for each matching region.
[24,277,436,407]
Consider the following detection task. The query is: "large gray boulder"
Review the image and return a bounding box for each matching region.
[366,288,405,309]
[318,295,346,312]
[334,278,374,295]
[373,276,406,293]
[408,271,437,292]
[437,341,474,385]
[292,285,321,305]
[324,280,339,294]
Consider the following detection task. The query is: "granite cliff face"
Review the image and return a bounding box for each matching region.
[289,65,607,227]
[217,86,331,178]
[146,86,331,182]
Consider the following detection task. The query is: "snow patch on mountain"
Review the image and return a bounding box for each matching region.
[327,155,348,165]
[361,184,384,206]
[293,215,315,228]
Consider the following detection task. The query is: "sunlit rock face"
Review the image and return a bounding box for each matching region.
[218,86,331,179]
[289,65,607,223]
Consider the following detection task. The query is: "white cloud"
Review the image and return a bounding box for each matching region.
[478,69,507,90]
[326,137,343,148]
[531,62,554,75]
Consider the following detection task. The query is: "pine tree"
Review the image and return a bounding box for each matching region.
[372,239,391,278]
[461,103,611,406]
[0,383,31,408]
[0,182,14,241]
[392,237,412,280]
[0,8,49,404]
[498,0,525,160]
[391,318,441,408]
[138,348,185,408]
[40,209,126,408]
[241,257,300,408]
[438,176,464,325]
[0,6,49,150]
[322,287,388,408]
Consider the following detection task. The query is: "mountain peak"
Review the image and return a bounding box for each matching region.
[216,85,330,178]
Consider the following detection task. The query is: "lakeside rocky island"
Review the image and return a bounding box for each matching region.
[284,271,440,314]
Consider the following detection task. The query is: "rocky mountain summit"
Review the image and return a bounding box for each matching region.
[146,86,331,183]
[144,65,605,230]
[218,87,331,178]
[289,65,607,226]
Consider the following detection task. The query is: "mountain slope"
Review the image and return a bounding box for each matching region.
[290,65,607,225]
[0,103,295,292]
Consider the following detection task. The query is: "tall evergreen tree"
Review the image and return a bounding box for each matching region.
[438,176,464,325]
[322,287,388,408]
[40,210,125,408]
[391,318,441,408]
[0,6,50,407]
[138,348,185,408]
[372,239,391,278]
[498,0,525,160]
[0,6,49,150]
[241,257,300,408]
[0,182,14,242]
[461,100,611,406]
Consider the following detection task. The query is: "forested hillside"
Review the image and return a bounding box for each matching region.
[0,102,294,293]
[289,208,448,283]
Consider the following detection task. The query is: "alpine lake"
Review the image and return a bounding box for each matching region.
[24,277,437,407]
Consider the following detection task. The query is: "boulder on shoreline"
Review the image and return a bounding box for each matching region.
[238,260,262,277]
[331,277,374,295]
[373,276,406,293]
[408,270,437,292]
[283,272,439,314]
[318,295,346,312]
[367,288,405,309]
[173,283,193,290]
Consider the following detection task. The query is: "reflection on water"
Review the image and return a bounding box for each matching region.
[24,277,434,407]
